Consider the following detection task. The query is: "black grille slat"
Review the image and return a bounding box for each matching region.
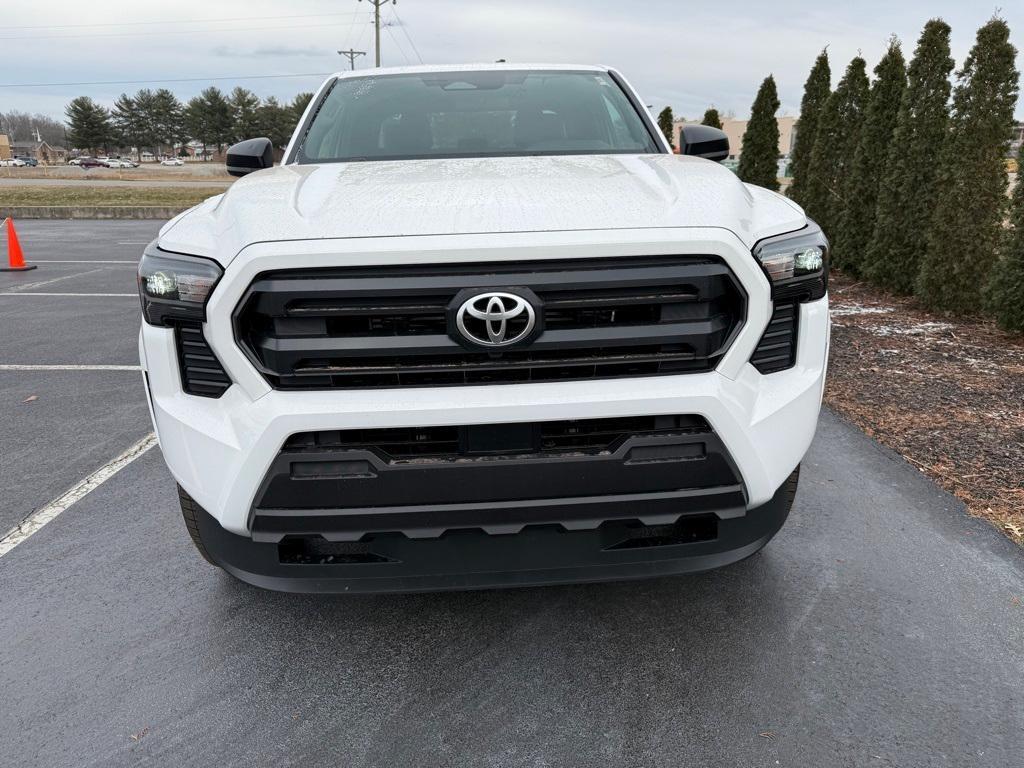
[235,257,745,390]
[175,323,231,397]
[750,302,799,374]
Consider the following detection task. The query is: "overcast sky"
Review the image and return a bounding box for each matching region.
[3,0,1022,123]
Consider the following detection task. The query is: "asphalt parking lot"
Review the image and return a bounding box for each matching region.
[1,220,1023,767]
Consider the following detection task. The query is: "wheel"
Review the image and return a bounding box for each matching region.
[176,484,220,567]
[782,464,801,514]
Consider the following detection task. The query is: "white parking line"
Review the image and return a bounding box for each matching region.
[0,433,157,558]
[5,267,107,292]
[0,292,136,297]
[0,364,141,371]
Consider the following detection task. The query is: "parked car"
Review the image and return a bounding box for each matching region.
[104,158,137,168]
[0,158,27,167]
[77,158,105,168]
[139,64,830,593]
[16,156,38,167]
[160,157,184,166]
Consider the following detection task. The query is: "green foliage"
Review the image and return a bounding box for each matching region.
[657,106,675,149]
[184,87,234,154]
[701,108,723,129]
[152,89,187,156]
[737,76,781,190]
[865,20,954,293]
[832,38,906,274]
[229,87,262,143]
[787,50,831,207]
[918,18,1020,313]
[64,97,113,152]
[110,93,144,158]
[292,92,314,122]
[256,97,296,148]
[802,57,870,239]
[988,144,1024,331]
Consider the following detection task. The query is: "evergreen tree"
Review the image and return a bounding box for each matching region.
[832,38,906,274]
[184,87,233,157]
[864,19,954,293]
[802,57,870,238]
[151,89,185,157]
[918,18,1020,312]
[737,75,781,190]
[110,93,144,158]
[657,106,675,149]
[701,108,723,129]
[132,89,160,156]
[291,92,314,122]
[988,143,1024,331]
[257,96,295,149]
[787,49,831,207]
[230,87,262,142]
[64,97,112,153]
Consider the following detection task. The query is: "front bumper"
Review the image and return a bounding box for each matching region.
[138,227,830,590]
[191,475,796,593]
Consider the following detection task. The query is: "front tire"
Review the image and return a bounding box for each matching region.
[176,485,220,567]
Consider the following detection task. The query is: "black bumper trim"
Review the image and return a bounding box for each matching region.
[194,478,794,594]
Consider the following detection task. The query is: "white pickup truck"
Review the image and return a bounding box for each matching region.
[137,64,830,592]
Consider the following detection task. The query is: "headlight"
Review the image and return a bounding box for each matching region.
[752,220,829,301]
[138,243,223,327]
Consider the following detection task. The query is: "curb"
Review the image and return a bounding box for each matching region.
[0,206,185,220]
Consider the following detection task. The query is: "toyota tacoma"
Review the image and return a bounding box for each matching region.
[138,64,830,592]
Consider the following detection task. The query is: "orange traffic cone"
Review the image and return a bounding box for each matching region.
[1,218,36,272]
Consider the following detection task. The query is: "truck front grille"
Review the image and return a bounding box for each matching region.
[234,257,746,390]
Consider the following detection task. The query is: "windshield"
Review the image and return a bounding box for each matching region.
[295,70,662,163]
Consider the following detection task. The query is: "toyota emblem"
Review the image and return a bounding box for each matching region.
[455,291,537,347]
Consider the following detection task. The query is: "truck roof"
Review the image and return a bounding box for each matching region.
[329,63,610,79]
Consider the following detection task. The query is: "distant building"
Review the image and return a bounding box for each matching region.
[0,134,10,160]
[1010,122,1024,158]
[10,140,67,164]
[673,116,798,163]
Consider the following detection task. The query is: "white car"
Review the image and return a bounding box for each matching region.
[160,158,184,166]
[103,158,134,168]
[138,64,830,593]
[0,158,27,167]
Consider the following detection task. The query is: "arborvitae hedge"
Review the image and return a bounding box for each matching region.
[787,50,831,208]
[738,76,781,191]
[832,38,906,274]
[701,108,723,129]
[918,18,1020,313]
[657,107,675,149]
[864,19,954,293]
[803,57,870,239]
[988,144,1024,331]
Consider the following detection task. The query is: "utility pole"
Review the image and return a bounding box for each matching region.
[358,0,395,67]
[338,48,366,70]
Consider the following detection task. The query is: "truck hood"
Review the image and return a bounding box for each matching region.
[159,154,805,263]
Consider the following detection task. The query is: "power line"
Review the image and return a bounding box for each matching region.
[0,73,334,89]
[383,24,410,65]
[390,9,424,64]
[0,20,371,42]
[338,49,367,70]
[4,12,367,30]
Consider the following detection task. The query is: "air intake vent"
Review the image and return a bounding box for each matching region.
[750,301,798,374]
[175,322,231,397]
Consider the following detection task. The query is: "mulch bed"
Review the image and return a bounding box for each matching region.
[825,271,1024,544]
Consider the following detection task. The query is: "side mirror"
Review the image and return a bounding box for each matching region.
[679,125,729,163]
[226,137,274,177]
